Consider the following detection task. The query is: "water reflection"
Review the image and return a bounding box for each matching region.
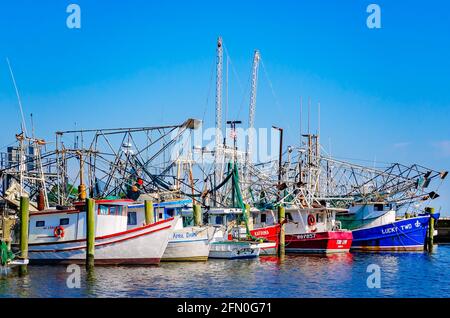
[1,246,450,298]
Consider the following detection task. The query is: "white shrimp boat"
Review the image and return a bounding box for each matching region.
[128,200,216,261]
[26,199,176,265]
[162,218,216,261]
[206,207,279,255]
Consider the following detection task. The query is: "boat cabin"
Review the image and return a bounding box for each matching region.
[338,202,397,230]
[29,199,133,244]
[127,199,192,230]
[207,208,245,227]
[254,207,345,234]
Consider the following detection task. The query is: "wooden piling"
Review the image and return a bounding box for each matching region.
[425,207,435,252]
[86,198,95,269]
[278,205,285,257]
[193,204,202,226]
[19,196,29,275]
[144,200,154,225]
[245,203,253,231]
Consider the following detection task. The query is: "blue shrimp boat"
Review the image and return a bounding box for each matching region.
[337,203,438,251]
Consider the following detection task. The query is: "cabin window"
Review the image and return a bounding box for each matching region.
[109,206,117,215]
[98,205,123,216]
[374,204,384,211]
[286,213,293,221]
[261,214,267,223]
[60,218,70,226]
[159,213,163,220]
[36,220,45,227]
[127,212,137,225]
[182,216,194,227]
[98,205,109,215]
[316,214,323,223]
[166,208,175,217]
[110,206,123,216]
[215,215,224,225]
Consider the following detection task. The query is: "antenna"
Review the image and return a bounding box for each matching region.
[30,113,35,138]
[318,101,321,137]
[6,58,28,136]
[300,96,303,143]
[215,36,223,149]
[225,53,229,135]
[308,96,311,136]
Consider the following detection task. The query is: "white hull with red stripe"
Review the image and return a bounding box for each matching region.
[25,199,177,265]
[28,218,176,264]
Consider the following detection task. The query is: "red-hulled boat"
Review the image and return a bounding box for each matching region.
[253,206,352,254]
[285,231,352,253]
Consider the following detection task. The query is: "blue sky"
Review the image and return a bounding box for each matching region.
[0,0,449,213]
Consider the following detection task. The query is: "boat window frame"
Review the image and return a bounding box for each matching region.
[260,213,267,223]
[374,204,384,211]
[97,204,125,216]
[60,218,70,226]
[127,211,137,225]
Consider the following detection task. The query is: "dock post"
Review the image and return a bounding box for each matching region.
[245,203,253,231]
[86,198,95,269]
[144,200,154,225]
[193,204,202,226]
[278,205,285,257]
[19,196,29,275]
[426,207,435,252]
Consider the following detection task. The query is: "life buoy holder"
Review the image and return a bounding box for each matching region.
[54,226,65,238]
[307,214,316,227]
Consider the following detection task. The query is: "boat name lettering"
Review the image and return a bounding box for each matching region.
[381,226,398,234]
[253,230,269,236]
[173,232,198,239]
[382,223,414,235]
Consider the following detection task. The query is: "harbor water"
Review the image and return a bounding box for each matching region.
[1,245,450,298]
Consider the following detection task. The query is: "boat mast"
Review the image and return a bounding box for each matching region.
[245,50,260,180]
[214,37,223,204]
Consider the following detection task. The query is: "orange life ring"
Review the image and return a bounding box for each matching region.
[307,214,316,226]
[54,226,65,238]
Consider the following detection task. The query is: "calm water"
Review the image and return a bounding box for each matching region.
[1,245,450,298]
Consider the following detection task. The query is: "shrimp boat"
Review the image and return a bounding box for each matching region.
[253,205,352,253]
[25,199,176,264]
[337,203,438,251]
[207,207,279,256]
[127,199,216,261]
[207,222,262,259]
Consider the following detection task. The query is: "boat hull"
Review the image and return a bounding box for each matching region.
[162,226,212,262]
[209,241,260,259]
[250,224,280,255]
[351,215,430,251]
[285,231,353,253]
[27,218,175,265]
